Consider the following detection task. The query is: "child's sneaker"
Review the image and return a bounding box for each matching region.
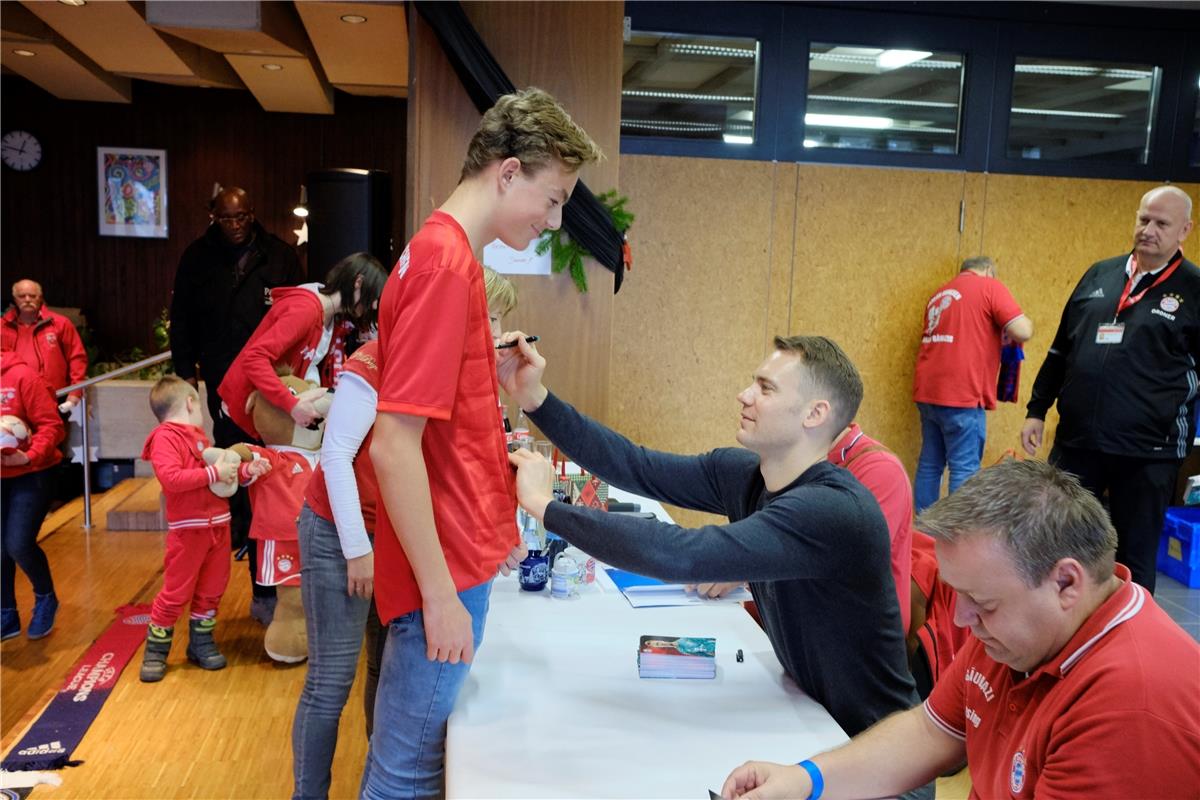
[26,592,58,639]
[1,608,20,641]
[140,624,173,683]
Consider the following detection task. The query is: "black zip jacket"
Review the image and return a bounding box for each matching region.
[169,222,303,386]
[1027,251,1200,459]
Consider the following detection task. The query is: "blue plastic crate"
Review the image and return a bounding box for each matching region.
[1158,506,1200,589]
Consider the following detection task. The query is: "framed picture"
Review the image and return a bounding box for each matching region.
[97,146,167,238]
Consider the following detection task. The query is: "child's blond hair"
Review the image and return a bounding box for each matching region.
[483,267,518,316]
[149,375,198,422]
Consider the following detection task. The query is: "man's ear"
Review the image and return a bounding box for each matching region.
[497,157,522,189]
[802,399,832,429]
[1050,559,1086,610]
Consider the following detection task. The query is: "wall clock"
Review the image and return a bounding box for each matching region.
[2,130,42,171]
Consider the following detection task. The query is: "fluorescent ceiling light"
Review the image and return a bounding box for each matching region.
[805,113,893,129]
[1011,107,1123,119]
[622,89,752,104]
[803,139,820,148]
[877,50,932,70]
[723,134,753,145]
[808,93,957,109]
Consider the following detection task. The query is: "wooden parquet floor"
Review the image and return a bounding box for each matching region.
[1,480,370,799]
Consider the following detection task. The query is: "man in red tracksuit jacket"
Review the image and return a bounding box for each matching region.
[2,279,88,414]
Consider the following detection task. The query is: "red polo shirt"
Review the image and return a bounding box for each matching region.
[828,424,913,632]
[373,211,518,621]
[924,564,1200,797]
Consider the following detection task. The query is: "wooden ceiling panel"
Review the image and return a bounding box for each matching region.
[294,1,407,96]
[146,1,308,57]
[0,38,132,103]
[20,0,192,76]
[225,53,333,114]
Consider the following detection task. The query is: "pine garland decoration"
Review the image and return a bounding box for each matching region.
[535,190,634,293]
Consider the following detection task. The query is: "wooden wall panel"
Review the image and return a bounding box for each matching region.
[613,156,789,528]
[0,76,406,360]
[976,175,1200,467]
[406,1,622,423]
[790,165,968,469]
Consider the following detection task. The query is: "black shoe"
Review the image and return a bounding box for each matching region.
[140,624,173,683]
[186,617,226,670]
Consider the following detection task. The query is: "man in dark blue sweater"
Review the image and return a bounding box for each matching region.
[500,333,919,739]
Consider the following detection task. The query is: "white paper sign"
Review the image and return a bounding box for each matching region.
[482,237,551,276]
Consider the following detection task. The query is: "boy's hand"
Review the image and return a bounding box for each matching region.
[497,543,527,577]
[245,459,272,478]
[216,459,238,484]
[422,594,475,664]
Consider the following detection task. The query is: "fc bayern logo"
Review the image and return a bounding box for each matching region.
[278,557,294,573]
[1010,750,1026,793]
[124,613,152,625]
[1160,295,1181,313]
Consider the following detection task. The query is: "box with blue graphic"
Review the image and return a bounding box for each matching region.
[1158,506,1200,588]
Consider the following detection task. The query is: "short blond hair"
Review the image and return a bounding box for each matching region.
[149,375,197,422]
[460,87,604,181]
[483,267,518,316]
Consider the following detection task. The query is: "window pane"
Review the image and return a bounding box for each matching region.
[804,44,964,154]
[1007,56,1160,163]
[621,32,759,144]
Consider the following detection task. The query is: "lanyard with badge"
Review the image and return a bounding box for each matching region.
[1096,253,1182,344]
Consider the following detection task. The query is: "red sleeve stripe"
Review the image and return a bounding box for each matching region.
[923,700,967,741]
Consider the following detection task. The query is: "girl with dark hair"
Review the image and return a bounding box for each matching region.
[218,252,387,439]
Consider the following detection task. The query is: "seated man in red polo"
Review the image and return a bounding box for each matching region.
[722,458,1200,799]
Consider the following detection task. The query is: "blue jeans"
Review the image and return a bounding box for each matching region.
[292,505,385,800]
[359,579,492,800]
[914,403,987,514]
[1,468,56,610]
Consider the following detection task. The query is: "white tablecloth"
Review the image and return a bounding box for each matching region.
[445,488,849,798]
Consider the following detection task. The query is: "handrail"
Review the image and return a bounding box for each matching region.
[55,349,174,531]
[55,350,174,398]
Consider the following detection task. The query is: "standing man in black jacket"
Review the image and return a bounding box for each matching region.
[1021,185,1198,592]
[170,186,304,622]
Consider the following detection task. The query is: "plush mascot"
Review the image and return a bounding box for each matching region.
[230,370,332,663]
[0,415,29,454]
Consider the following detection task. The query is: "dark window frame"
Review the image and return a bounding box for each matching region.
[621,1,1200,182]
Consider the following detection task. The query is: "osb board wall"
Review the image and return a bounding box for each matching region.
[614,155,1199,527]
[614,157,796,527]
[406,1,622,423]
[789,165,970,472]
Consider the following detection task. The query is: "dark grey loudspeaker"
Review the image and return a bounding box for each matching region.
[305,169,393,281]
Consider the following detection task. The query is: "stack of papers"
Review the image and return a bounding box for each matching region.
[637,635,717,679]
[605,568,753,608]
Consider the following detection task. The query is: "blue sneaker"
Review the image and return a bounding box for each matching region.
[27,593,58,640]
[1,608,19,641]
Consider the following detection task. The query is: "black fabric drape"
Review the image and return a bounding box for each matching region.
[414,1,625,292]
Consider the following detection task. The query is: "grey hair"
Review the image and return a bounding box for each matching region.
[914,459,1117,586]
[960,256,995,273]
[1143,184,1193,219]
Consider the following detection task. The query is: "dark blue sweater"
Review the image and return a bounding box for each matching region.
[534,392,919,737]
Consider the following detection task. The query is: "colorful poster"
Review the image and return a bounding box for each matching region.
[96,147,167,238]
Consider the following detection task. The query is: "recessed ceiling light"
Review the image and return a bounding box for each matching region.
[340,14,367,24]
[12,49,36,57]
[58,0,87,6]
[262,63,283,71]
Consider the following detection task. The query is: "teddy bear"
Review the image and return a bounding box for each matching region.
[0,415,29,454]
[230,370,332,664]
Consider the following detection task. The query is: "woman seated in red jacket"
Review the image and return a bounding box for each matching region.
[218,252,387,438]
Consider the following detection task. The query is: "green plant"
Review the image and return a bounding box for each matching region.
[85,308,174,380]
[535,190,634,293]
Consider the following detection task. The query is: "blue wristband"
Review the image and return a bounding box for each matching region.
[797,759,824,800]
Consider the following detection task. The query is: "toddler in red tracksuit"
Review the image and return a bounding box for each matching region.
[139,376,269,682]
